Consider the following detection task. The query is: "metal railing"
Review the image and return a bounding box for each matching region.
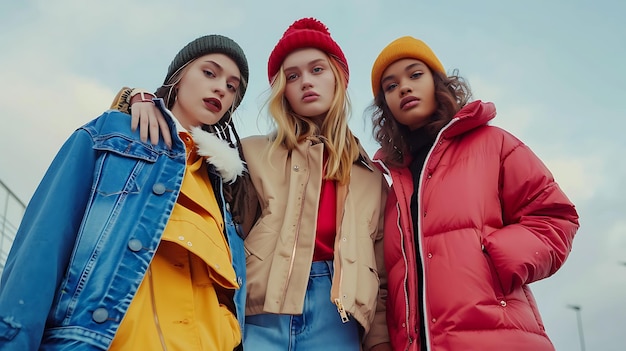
[0,179,26,276]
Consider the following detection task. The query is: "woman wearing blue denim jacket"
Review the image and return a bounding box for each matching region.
[0,35,249,351]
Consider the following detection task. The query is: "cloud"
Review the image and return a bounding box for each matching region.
[605,219,626,259]
[1,1,626,349]
[0,0,250,202]
[0,54,115,201]
[543,156,602,203]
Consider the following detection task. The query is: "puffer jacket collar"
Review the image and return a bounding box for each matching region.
[374,100,496,173]
[442,100,496,139]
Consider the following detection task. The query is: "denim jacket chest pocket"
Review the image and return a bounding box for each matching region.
[50,133,184,325]
[92,134,163,196]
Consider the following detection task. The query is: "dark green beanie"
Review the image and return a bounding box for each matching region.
[164,34,249,100]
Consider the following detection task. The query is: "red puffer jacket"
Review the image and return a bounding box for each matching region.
[374,101,579,351]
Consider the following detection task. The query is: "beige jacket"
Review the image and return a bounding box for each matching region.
[239,135,389,350]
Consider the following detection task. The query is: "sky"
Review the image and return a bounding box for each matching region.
[0,0,624,349]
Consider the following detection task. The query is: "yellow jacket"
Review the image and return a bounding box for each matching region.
[110,129,241,351]
[239,135,389,350]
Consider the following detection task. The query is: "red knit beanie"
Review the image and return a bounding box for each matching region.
[267,17,348,84]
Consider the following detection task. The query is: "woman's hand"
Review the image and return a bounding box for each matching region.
[131,101,172,148]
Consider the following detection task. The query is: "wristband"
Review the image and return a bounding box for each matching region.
[128,88,156,106]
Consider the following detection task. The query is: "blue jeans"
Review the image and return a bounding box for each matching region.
[244,260,361,350]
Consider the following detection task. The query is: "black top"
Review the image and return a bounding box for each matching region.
[407,126,436,349]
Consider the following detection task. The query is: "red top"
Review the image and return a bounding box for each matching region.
[313,155,336,262]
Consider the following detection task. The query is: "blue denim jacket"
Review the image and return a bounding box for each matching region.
[0,101,246,350]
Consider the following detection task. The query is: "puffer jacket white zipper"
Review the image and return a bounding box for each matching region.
[416,119,458,350]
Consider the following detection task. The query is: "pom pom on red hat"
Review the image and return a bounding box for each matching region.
[267,17,348,84]
[288,16,330,33]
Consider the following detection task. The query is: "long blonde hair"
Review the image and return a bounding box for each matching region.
[267,55,359,185]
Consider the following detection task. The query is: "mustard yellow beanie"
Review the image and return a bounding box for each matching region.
[371,36,445,97]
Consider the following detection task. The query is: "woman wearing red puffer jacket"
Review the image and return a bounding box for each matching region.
[368,36,579,351]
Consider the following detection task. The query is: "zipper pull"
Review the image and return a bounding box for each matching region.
[334,298,349,323]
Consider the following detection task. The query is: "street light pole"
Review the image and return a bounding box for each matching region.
[567,304,586,351]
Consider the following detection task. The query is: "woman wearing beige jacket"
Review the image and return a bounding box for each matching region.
[234,17,390,351]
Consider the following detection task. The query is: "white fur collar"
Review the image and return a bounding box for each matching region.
[190,126,245,184]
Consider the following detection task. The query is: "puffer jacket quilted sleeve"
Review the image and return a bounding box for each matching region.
[481,130,579,294]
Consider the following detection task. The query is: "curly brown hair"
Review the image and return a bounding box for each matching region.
[368,69,472,167]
